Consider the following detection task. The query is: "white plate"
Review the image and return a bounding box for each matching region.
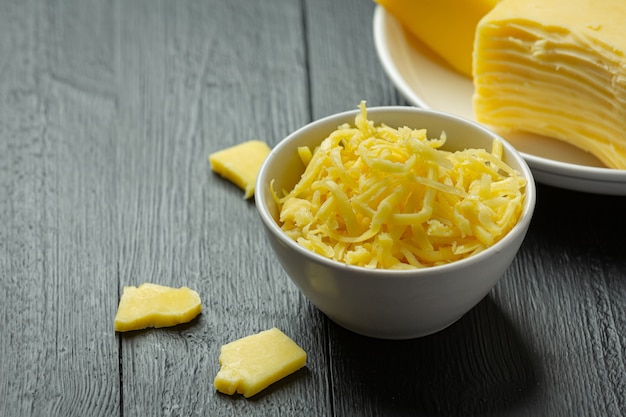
[373,6,626,196]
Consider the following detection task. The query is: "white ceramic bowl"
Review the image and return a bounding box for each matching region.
[256,106,536,339]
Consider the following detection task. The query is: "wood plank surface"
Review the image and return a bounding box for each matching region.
[0,0,121,416]
[112,1,327,415]
[326,184,626,417]
[1,0,626,416]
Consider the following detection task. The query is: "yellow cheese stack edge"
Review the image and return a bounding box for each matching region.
[472,0,626,169]
[375,0,499,77]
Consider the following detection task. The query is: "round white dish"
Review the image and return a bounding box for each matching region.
[372,6,626,196]
[256,106,536,339]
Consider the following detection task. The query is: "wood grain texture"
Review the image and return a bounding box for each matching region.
[111,0,326,416]
[494,185,626,417]
[324,187,626,417]
[0,0,120,416]
[305,0,404,116]
[2,0,626,416]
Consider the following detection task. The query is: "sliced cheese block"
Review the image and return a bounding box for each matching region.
[114,283,202,332]
[209,140,271,199]
[375,0,499,77]
[214,328,306,398]
[472,0,626,169]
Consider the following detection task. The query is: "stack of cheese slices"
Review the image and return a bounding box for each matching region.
[472,0,626,169]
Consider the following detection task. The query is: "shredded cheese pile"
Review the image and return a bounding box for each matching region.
[273,102,526,269]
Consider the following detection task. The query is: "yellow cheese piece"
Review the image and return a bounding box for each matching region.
[214,328,307,398]
[275,102,526,269]
[114,283,202,332]
[472,0,626,169]
[375,0,499,77]
[209,140,271,199]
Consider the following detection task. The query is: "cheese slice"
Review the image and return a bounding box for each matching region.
[375,0,499,77]
[214,328,307,398]
[209,140,271,199]
[472,0,626,169]
[114,283,202,332]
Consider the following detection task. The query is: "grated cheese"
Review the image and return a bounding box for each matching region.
[274,102,526,269]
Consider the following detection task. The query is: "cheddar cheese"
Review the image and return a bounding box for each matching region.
[472,0,626,169]
[114,283,202,332]
[274,102,526,269]
[209,140,271,198]
[375,0,499,77]
[214,328,307,398]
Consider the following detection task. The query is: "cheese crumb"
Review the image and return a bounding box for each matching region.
[114,283,202,332]
[214,328,307,398]
[274,102,526,269]
[209,140,271,199]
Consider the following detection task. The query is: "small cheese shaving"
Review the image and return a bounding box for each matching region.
[274,102,526,269]
[209,140,271,199]
[214,328,306,398]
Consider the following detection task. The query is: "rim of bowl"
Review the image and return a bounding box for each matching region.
[256,106,537,278]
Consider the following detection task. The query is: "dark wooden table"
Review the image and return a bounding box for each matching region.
[2,0,626,416]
